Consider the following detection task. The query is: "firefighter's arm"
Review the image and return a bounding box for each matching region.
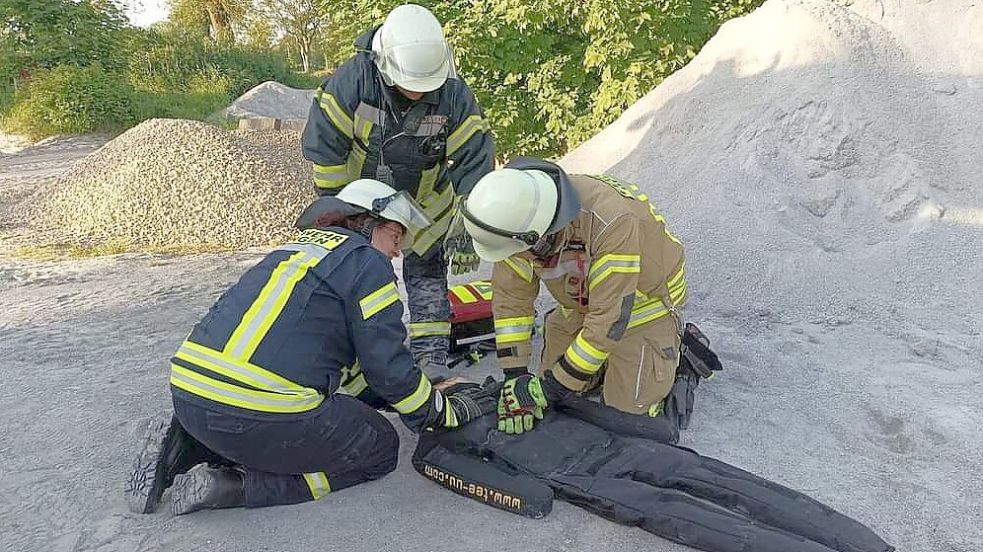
[491,257,540,374]
[445,81,494,196]
[552,217,642,391]
[301,62,359,196]
[345,250,446,433]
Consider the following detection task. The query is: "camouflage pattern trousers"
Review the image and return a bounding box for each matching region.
[403,244,451,378]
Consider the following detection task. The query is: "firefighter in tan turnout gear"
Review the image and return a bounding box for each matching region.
[461,158,688,434]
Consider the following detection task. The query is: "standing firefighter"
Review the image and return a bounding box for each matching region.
[461,158,689,434]
[124,180,482,515]
[302,4,494,377]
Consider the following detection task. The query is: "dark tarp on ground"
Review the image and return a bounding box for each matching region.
[413,386,894,552]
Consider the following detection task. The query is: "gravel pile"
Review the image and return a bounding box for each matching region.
[34,118,315,250]
[225,81,315,121]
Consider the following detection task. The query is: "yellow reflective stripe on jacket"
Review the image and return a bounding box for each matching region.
[313,163,351,191]
[170,364,324,414]
[408,321,451,337]
[563,333,609,375]
[347,142,368,181]
[318,90,353,140]
[224,251,321,361]
[503,257,534,283]
[494,316,535,345]
[303,472,331,500]
[627,266,688,329]
[353,102,382,145]
[175,341,305,393]
[587,253,641,292]
[447,114,490,157]
[411,181,455,255]
[393,373,432,414]
[339,361,368,397]
[342,373,368,396]
[359,281,400,320]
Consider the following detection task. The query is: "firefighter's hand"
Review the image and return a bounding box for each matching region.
[448,235,480,275]
[497,398,544,434]
[497,373,548,433]
[446,382,497,427]
[425,390,461,430]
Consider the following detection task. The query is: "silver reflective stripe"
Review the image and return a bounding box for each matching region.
[303,472,331,500]
[314,170,350,182]
[354,103,383,124]
[570,339,605,366]
[227,253,317,359]
[171,370,322,410]
[360,287,400,318]
[177,344,293,392]
[277,243,331,260]
[628,301,670,327]
[495,325,533,338]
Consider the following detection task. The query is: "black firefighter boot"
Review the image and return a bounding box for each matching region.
[170,463,246,515]
[124,414,208,514]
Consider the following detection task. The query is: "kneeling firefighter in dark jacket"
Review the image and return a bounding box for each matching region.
[415,381,895,552]
[125,179,483,516]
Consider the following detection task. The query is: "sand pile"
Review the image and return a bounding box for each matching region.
[36,119,315,249]
[561,0,983,339]
[225,81,315,121]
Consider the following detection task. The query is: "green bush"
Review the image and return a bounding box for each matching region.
[4,64,135,138]
[131,69,234,122]
[127,30,293,98]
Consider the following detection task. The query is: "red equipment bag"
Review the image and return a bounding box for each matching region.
[447,280,497,367]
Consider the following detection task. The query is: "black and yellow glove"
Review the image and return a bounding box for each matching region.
[497,370,548,434]
[423,389,460,430]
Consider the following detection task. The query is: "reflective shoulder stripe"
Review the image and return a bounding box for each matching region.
[359,281,400,320]
[587,253,641,292]
[170,364,323,414]
[563,333,609,375]
[447,114,490,156]
[353,102,382,144]
[303,472,332,500]
[503,257,534,283]
[318,89,354,140]
[494,316,535,345]
[225,251,321,361]
[393,373,432,414]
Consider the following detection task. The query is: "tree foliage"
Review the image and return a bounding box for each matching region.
[254,0,332,73]
[0,0,127,71]
[167,0,247,42]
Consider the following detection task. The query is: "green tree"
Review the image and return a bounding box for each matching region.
[167,0,246,43]
[255,0,331,73]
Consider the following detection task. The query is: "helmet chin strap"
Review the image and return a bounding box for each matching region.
[353,216,382,241]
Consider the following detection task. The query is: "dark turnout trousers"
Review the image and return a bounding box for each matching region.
[414,392,894,552]
[174,393,398,508]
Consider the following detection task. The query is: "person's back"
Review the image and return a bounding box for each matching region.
[171,226,394,410]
